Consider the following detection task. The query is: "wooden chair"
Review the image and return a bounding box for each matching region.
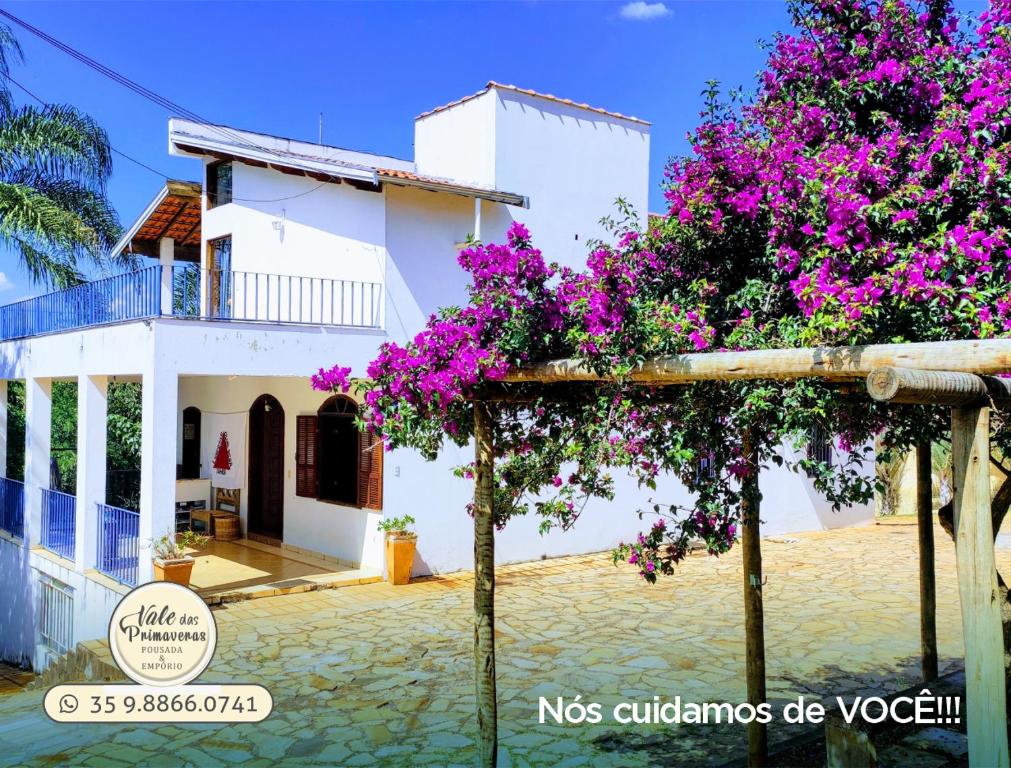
[214,488,240,514]
[210,488,241,541]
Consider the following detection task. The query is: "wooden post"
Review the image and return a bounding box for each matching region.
[473,402,498,768]
[740,428,767,767]
[916,441,938,683]
[951,406,1009,768]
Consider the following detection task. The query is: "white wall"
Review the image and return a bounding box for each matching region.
[412,87,651,270]
[0,536,33,665]
[25,552,125,671]
[414,91,498,187]
[201,163,387,327]
[384,185,513,323]
[394,445,875,576]
[493,90,651,270]
[202,162,387,284]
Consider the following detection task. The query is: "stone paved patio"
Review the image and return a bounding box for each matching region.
[0,522,1000,767]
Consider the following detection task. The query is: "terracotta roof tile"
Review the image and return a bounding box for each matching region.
[376,167,526,206]
[416,82,651,126]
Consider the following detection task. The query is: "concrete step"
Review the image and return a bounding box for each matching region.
[26,639,125,690]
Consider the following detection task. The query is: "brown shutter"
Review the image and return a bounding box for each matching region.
[357,426,383,510]
[296,415,317,498]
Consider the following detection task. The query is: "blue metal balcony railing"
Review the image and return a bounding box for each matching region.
[0,265,383,341]
[0,267,161,341]
[0,477,24,539]
[97,503,140,586]
[41,488,76,560]
[172,266,383,328]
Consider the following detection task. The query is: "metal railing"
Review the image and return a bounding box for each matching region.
[0,265,384,341]
[172,266,382,328]
[0,267,161,341]
[97,503,140,586]
[0,476,24,538]
[41,488,76,560]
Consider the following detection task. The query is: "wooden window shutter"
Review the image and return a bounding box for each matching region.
[357,426,383,510]
[296,415,318,498]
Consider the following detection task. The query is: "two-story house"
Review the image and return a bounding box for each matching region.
[0,83,872,671]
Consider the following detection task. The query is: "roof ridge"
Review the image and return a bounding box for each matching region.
[415,82,650,126]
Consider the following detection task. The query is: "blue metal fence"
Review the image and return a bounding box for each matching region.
[41,488,76,560]
[0,267,161,341]
[97,503,140,586]
[197,268,383,327]
[0,477,24,539]
[171,264,201,318]
[0,264,384,340]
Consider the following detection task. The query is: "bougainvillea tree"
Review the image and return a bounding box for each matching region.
[313,0,1011,750]
[309,2,1011,761]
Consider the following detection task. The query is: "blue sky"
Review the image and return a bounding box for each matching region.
[1,0,800,299]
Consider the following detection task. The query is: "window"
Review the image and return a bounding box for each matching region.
[805,426,834,476]
[296,396,383,510]
[206,161,232,208]
[695,450,717,483]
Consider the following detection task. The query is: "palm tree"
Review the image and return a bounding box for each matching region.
[0,23,122,288]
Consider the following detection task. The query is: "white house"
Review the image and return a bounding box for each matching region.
[0,82,872,672]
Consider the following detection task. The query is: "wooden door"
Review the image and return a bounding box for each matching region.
[248,395,284,543]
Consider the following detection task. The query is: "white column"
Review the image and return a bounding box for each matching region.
[75,376,107,572]
[159,237,175,316]
[0,380,8,475]
[139,364,177,582]
[24,377,51,548]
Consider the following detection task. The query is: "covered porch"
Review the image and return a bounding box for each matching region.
[186,537,380,604]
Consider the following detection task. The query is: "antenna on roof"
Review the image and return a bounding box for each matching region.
[318,112,323,145]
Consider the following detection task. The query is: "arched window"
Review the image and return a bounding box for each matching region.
[295,396,382,509]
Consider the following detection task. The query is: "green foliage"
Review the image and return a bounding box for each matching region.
[6,380,22,480]
[377,514,417,535]
[107,382,141,472]
[0,22,127,287]
[153,529,208,560]
[3,380,141,502]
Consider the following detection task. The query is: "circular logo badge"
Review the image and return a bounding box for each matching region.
[108,581,217,687]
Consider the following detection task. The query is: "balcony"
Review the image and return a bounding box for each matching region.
[0,265,383,342]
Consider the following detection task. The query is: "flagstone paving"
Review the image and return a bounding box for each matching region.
[0,522,1000,767]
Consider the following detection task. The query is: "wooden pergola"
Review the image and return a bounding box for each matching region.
[468,338,1011,768]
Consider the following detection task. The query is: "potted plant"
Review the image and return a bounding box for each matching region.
[378,515,417,585]
[152,529,208,586]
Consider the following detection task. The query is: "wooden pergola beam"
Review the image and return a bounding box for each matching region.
[867,367,1011,407]
[505,339,1011,385]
